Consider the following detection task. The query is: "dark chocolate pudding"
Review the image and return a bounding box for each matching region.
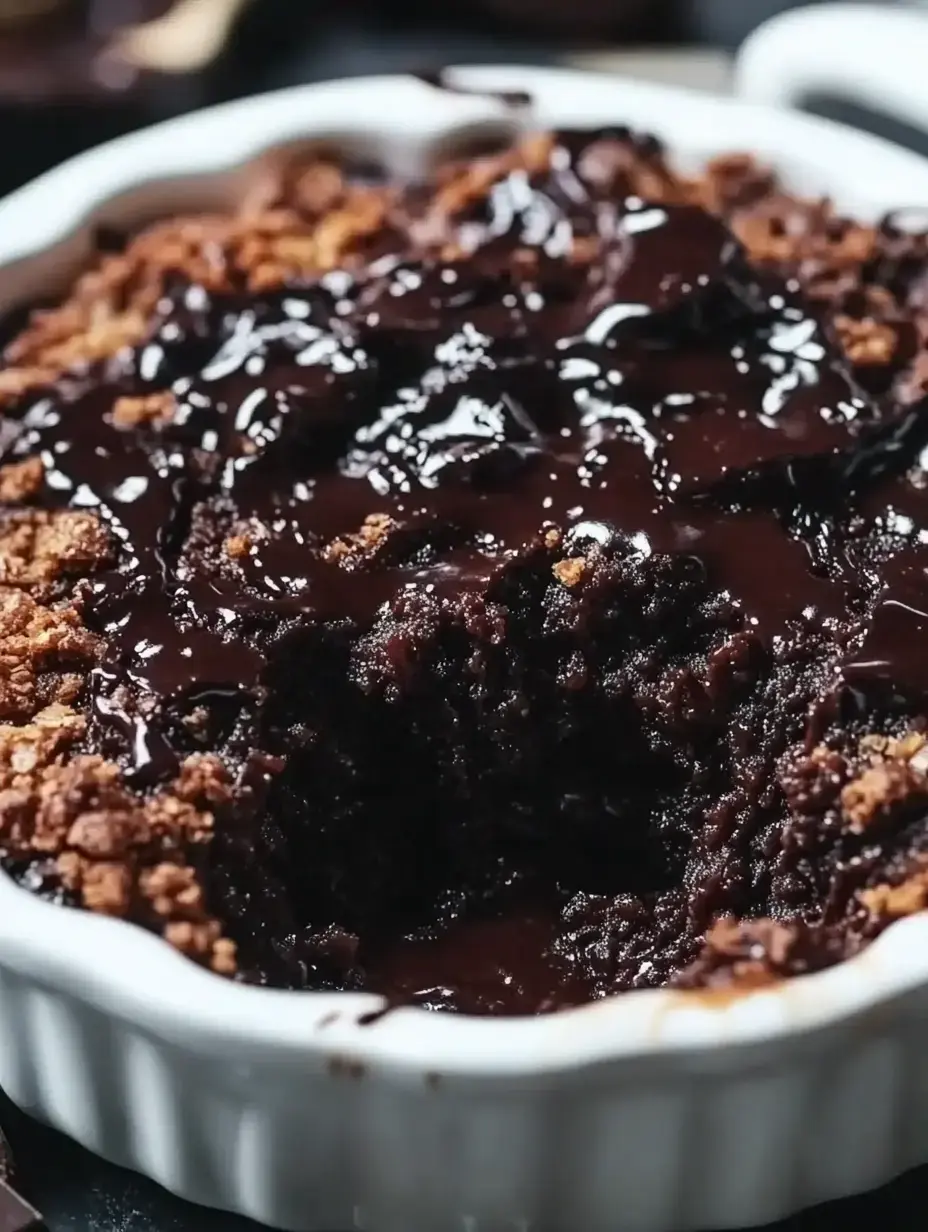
[3,129,928,1014]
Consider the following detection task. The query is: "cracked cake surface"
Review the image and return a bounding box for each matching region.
[3,117,928,1014]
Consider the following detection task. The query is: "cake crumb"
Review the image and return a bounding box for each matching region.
[0,588,101,721]
[552,557,587,588]
[861,871,928,919]
[840,730,928,831]
[834,314,897,366]
[674,915,811,992]
[164,918,232,972]
[324,513,394,564]
[431,133,555,221]
[0,509,110,597]
[112,392,176,428]
[0,457,43,503]
[0,703,84,777]
[80,861,132,915]
[0,736,237,974]
[0,365,57,405]
[910,743,928,777]
[140,862,204,919]
[841,762,915,831]
[224,533,253,560]
[173,753,233,807]
[211,936,238,975]
[222,518,268,564]
[859,733,891,756]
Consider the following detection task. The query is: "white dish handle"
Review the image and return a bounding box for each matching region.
[734,3,928,135]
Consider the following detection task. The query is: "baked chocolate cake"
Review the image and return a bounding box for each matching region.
[3,123,928,1015]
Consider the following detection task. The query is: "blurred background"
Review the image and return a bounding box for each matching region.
[0,0,924,201]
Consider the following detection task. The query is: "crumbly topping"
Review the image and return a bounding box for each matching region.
[112,391,176,429]
[0,509,110,598]
[691,153,777,215]
[834,314,898,367]
[840,731,928,832]
[430,133,555,225]
[220,517,270,563]
[841,763,919,831]
[324,513,395,565]
[675,915,812,992]
[0,136,922,407]
[552,557,588,588]
[780,730,928,837]
[733,198,877,272]
[0,588,100,722]
[0,702,85,775]
[241,157,348,220]
[237,188,390,294]
[0,725,236,973]
[1,177,394,401]
[223,533,252,561]
[779,741,849,816]
[860,870,928,920]
[0,457,43,503]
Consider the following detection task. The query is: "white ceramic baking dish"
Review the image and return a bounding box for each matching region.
[3,29,928,1231]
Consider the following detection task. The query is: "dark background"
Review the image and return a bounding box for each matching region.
[4,0,928,1228]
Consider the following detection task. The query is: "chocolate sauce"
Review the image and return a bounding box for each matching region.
[363,908,590,1015]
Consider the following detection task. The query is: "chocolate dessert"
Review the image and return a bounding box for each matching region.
[2,125,928,1015]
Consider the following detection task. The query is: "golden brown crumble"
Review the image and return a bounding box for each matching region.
[432,133,555,222]
[0,174,395,400]
[241,158,347,220]
[0,729,236,973]
[224,533,253,561]
[221,518,269,565]
[861,869,928,919]
[0,457,44,504]
[0,588,100,722]
[685,916,788,991]
[841,764,913,831]
[324,513,394,564]
[0,703,84,776]
[0,509,110,598]
[731,196,878,272]
[0,137,919,407]
[112,391,176,429]
[173,752,234,807]
[237,187,390,293]
[889,731,927,761]
[834,314,899,366]
[691,153,777,215]
[840,730,928,832]
[0,365,57,404]
[286,161,348,217]
[552,557,588,588]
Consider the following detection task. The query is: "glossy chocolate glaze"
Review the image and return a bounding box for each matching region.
[4,128,928,1012]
